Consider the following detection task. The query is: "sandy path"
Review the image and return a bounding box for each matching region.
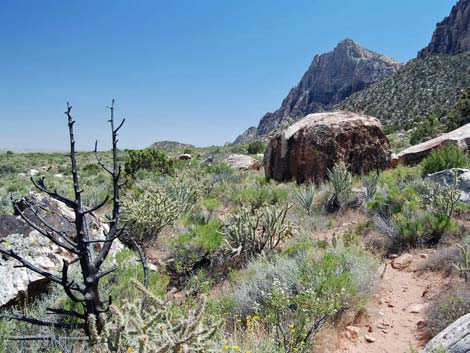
[335,256,439,353]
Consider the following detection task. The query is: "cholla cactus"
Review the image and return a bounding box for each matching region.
[421,178,461,220]
[122,188,180,242]
[91,279,219,353]
[454,238,470,281]
[223,204,293,259]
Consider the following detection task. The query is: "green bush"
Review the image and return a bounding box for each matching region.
[247,140,266,155]
[124,149,175,175]
[235,186,288,210]
[172,220,224,275]
[421,144,469,176]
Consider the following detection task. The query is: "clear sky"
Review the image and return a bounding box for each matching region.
[0,0,456,151]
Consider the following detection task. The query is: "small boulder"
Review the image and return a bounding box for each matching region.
[391,253,414,270]
[178,153,192,161]
[224,154,260,171]
[392,123,470,167]
[263,112,390,184]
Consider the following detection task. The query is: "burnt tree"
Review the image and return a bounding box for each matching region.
[0,100,126,335]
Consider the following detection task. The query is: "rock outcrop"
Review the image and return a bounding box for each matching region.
[255,39,401,137]
[234,127,258,145]
[391,123,470,167]
[224,154,260,171]
[418,0,470,58]
[421,312,470,353]
[264,112,391,184]
[427,168,470,204]
[0,192,123,307]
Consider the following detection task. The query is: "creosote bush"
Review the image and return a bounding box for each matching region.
[124,149,175,176]
[246,141,266,155]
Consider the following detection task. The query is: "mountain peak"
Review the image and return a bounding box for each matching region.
[418,0,470,58]
[252,42,402,137]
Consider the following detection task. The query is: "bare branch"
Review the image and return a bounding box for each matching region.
[82,195,109,215]
[31,177,76,209]
[0,314,84,330]
[132,239,149,288]
[0,248,64,285]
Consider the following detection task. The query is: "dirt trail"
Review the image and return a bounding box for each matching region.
[334,255,442,353]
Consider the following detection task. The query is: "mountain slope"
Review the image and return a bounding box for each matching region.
[253,39,402,138]
[418,0,470,58]
[339,52,470,127]
[340,0,470,128]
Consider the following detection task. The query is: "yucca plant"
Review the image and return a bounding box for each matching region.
[326,161,352,213]
[294,184,315,215]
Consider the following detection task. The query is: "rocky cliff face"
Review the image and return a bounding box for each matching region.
[418,0,470,58]
[255,39,402,137]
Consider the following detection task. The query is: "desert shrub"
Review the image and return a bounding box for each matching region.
[424,287,470,339]
[124,149,175,176]
[222,245,378,352]
[186,197,223,225]
[294,184,315,215]
[417,245,461,275]
[222,204,293,259]
[235,187,288,210]
[420,144,469,176]
[172,220,224,275]
[326,161,352,212]
[247,140,266,155]
[453,237,470,281]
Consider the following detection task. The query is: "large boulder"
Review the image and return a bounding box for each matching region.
[427,168,470,204]
[421,313,470,353]
[224,154,260,171]
[0,192,124,307]
[391,124,470,167]
[263,112,391,183]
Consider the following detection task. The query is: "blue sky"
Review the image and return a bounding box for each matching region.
[0,0,456,151]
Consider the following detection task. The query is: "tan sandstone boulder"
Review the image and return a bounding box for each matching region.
[263,112,391,183]
[224,154,260,171]
[391,123,470,167]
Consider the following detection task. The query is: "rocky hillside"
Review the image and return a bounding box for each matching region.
[240,39,401,140]
[339,0,470,129]
[339,52,470,127]
[148,140,194,151]
[418,0,470,58]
